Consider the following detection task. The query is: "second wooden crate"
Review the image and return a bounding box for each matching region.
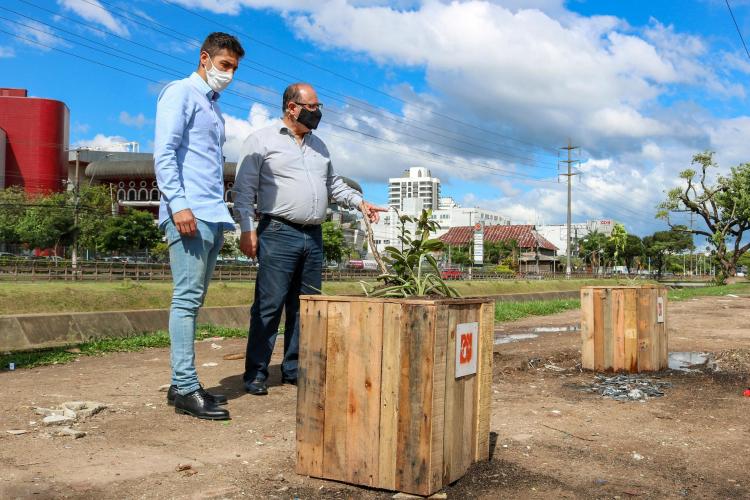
[580,286,668,372]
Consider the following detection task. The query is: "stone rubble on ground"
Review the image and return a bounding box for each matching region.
[6,429,29,435]
[579,374,672,401]
[32,401,107,437]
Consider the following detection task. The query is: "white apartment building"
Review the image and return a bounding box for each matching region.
[535,219,616,257]
[388,167,441,211]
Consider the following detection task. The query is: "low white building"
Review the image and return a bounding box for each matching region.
[535,219,616,257]
[368,196,509,256]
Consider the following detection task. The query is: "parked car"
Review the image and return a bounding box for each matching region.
[440,268,463,280]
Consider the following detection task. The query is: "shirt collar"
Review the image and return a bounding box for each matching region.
[278,118,311,138]
[189,72,220,101]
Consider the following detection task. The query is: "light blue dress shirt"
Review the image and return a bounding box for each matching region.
[154,72,234,229]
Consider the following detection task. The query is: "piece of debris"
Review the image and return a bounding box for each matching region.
[210,343,223,350]
[223,352,245,361]
[429,493,448,499]
[201,362,218,367]
[726,294,739,298]
[6,429,29,435]
[631,452,644,461]
[54,427,86,439]
[176,464,193,472]
[579,374,672,401]
[65,347,81,354]
[42,415,75,426]
[158,384,171,392]
[743,388,750,397]
[393,493,423,499]
[668,352,717,372]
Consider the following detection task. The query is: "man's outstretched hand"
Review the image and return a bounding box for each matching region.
[360,200,386,223]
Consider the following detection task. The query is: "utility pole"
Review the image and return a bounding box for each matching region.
[71,148,80,271]
[559,139,580,278]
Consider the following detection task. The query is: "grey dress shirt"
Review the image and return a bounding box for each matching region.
[233,119,363,232]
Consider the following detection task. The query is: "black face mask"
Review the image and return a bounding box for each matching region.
[296,107,322,130]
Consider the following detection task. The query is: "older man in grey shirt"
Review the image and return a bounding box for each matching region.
[233,82,383,395]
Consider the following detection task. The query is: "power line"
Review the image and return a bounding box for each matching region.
[69,0,561,155]
[10,3,559,170]
[726,0,750,60]
[0,24,557,184]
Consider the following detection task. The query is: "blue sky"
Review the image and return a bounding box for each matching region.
[2,0,750,239]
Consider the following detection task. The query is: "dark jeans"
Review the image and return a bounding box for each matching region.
[243,217,323,385]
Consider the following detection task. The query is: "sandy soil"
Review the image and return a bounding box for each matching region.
[1,294,749,499]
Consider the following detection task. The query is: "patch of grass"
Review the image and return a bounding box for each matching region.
[495,299,581,322]
[0,324,247,370]
[0,279,636,315]
[667,283,750,301]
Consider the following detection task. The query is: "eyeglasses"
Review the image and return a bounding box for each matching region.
[294,101,323,111]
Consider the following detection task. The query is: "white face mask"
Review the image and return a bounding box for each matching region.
[204,56,233,93]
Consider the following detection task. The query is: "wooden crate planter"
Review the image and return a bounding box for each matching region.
[295,295,494,496]
[580,285,668,372]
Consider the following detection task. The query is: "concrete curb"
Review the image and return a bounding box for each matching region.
[0,290,580,352]
[1,306,249,353]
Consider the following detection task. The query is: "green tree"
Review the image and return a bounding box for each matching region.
[322,221,347,264]
[99,209,161,255]
[17,192,76,252]
[220,235,239,259]
[580,230,608,272]
[76,185,114,253]
[643,228,693,279]
[658,151,750,283]
[607,223,628,266]
[621,234,645,271]
[0,187,27,248]
[150,241,169,262]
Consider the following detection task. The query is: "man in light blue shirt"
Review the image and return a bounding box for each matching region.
[154,32,244,420]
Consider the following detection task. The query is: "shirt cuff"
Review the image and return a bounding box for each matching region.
[168,196,189,214]
[239,216,255,233]
[349,193,364,209]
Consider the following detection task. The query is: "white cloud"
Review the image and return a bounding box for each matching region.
[119,111,151,129]
[74,134,134,152]
[57,0,130,37]
[14,20,66,51]
[222,103,277,161]
[0,46,15,58]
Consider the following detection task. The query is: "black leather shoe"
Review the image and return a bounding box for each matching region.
[167,385,227,406]
[245,378,268,396]
[281,377,297,386]
[174,389,230,420]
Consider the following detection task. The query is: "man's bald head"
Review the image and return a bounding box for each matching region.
[282,82,316,114]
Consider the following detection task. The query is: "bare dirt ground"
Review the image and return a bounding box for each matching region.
[1,294,749,499]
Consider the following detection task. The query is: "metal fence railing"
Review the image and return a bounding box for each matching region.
[0,260,666,283]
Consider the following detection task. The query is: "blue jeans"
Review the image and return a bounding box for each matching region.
[244,217,323,385]
[164,218,224,395]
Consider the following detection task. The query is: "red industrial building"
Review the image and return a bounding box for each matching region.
[0,88,69,194]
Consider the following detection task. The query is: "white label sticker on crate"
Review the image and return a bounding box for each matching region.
[657,296,664,323]
[456,322,479,378]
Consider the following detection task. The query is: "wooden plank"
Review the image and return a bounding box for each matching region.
[442,306,460,484]
[659,289,669,370]
[592,289,605,371]
[322,301,350,481]
[602,288,613,371]
[296,299,328,477]
[473,302,494,461]
[612,289,626,372]
[428,305,449,492]
[460,307,479,474]
[395,305,436,496]
[346,301,384,486]
[623,289,638,373]
[377,302,402,490]
[636,287,655,372]
[580,288,595,370]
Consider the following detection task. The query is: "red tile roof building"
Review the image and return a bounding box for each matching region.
[439,224,558,252]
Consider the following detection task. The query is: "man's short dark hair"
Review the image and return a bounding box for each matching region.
[200,32,245,59]
[282,83,306,112]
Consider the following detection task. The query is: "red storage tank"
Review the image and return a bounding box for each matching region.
[0,88,69,194]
